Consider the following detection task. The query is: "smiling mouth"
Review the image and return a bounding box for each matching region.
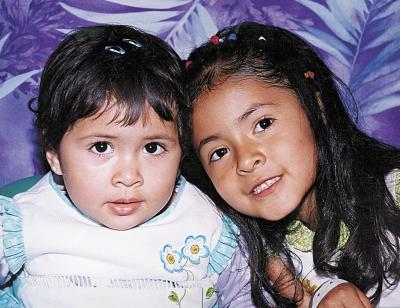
[107,200,143,216]
[251,176,281,195]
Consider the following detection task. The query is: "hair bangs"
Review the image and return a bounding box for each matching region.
[100,69,178,128]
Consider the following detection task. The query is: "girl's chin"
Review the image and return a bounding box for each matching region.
[256,202,299,221]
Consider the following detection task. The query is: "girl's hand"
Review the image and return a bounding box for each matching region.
[316,283,371,308]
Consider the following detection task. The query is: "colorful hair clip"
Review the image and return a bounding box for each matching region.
[210,35,220,45]
[122,38,142,48]
[258,36,266,41]
[227,33,237,41]
[304,71,315,79]
[104,45,125,55]
[185,60,193,70]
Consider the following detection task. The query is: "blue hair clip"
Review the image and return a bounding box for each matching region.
[227,33,237,41]
[104,45,125,55]
[122,38,142,48]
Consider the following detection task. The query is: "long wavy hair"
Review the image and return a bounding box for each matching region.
[182,21,400,306]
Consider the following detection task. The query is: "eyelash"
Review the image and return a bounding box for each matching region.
[143,142,166,156]
[89,142,167,157]
[209,148,229,163]
[254,117,274,133]
[89,141,113,156]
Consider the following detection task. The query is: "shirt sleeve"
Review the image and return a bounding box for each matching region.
[0,214,11,285]
[0,196,25,285]
[214,245,254,307]
[208,215,275,307]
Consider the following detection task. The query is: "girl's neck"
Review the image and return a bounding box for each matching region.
[296,189,318,231]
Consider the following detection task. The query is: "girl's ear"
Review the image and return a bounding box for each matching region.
[46,150,62,175]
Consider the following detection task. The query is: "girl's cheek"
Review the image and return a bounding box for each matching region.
[215,174,232,195]
[209,172,223,189]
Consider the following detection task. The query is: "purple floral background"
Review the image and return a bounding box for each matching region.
[0,0,399,186]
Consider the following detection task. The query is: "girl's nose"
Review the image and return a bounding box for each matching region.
[112,161,143,187]
[236,144,266,175]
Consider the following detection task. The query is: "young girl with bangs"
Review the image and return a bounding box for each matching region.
[0,24,260,307]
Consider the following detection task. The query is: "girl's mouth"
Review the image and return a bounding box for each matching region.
[251,176,281,195]
[107,199,143,216]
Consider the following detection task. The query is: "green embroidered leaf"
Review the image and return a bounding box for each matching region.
[168,291,180,303]
[205,287,215,299]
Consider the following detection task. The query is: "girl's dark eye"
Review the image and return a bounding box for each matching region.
[255,118,273,133]
[144,142,165,155]
[90,142,112,154]
[210,148,229,162]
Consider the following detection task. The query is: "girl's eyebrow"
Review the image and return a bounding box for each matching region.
[78,134,118,140]
[197,135,220,153]
[143,133,179,142]
[78,133,177,142]
[237,102,275,123]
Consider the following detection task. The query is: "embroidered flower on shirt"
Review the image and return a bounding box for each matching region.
[160,235,210,273]
[301,277,319,295]
[181,235,210,264]
[160,244,183,273]
[160,235,215,306]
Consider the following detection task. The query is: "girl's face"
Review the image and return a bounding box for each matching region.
[192,78,317,221]
[46,104,182,230]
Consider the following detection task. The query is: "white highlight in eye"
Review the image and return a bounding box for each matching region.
[254,118,273,133]
[210,148,228,162]
[143,142,165,155]
[90,142,113,155]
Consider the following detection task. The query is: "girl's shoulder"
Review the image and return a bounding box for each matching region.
[385,169,400,205]
[0,195,25,279]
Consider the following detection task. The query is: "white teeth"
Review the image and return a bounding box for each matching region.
[252,177,280,194]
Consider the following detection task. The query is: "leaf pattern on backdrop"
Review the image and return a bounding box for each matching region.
[0,0,399,186]
[204,0,264,30]
[0,0,217,96]
[0,69,41,100]
[0,0,71,96]
[58,0,217,58]
[293,0,400,116]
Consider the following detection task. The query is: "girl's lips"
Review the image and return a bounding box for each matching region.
[250,176,281,195]
[107,200,143,216]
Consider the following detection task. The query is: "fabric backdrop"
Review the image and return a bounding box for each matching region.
[0,0,399,186]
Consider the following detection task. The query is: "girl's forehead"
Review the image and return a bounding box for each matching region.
[69,102,172,132]
[192,78,308,136]
[94,98,173,124]
[195,77,296,110]
[67,104,179,142]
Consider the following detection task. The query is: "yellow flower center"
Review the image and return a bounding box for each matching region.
[190,245,200,254]
[166,254,175,264]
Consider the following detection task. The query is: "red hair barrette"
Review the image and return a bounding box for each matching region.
[210,35,220,45]
[184,60,193,70]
